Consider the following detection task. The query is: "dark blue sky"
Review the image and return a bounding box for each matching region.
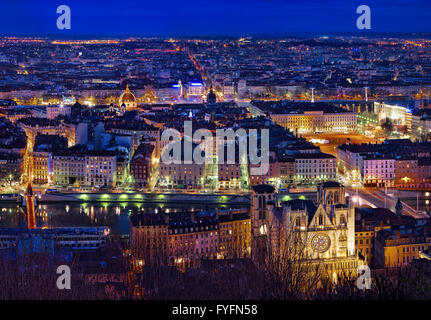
[1,0,430,36]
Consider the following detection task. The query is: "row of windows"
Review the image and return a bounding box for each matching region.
[296,169,335,173]
[296,159,335,163]
[59,242,104,248]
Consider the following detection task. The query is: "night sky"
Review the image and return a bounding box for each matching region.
[0,0,430,37]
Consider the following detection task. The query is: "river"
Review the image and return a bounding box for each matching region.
[0,191,428,235]
[0,202,248,235]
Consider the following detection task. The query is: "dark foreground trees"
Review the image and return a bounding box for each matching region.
[2,240,431,299]
[0,241,130,299]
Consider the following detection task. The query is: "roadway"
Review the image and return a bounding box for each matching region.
[348,188,428,219]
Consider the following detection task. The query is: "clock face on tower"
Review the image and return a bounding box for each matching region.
[311,234,330,253]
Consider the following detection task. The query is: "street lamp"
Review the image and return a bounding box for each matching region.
[352,195,359,208]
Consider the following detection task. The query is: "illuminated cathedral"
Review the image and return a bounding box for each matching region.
[251,182,363,282]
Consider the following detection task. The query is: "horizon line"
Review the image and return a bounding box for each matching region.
[1,31,431,40]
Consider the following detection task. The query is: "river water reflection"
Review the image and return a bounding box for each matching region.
[0,193,428,235]
[0,202,248,235]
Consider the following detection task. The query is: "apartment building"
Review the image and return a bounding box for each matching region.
[130,209,251,270]
[85,151,117,188]
[293,153,336,184]
[362,155,396,188]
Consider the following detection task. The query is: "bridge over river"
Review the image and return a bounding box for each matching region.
[346,188,428,219]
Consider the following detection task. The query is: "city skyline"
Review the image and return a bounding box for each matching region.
[1,2,431,304]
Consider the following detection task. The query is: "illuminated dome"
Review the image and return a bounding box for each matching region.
[119,84,137,110]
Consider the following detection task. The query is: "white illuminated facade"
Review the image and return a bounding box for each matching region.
[271,110,357,134]
[187,82,205,96]
[159,162,204,189]
[361,156,395,187]
[46,105,71,119]
[53,154,86,187]
[293,153,337,183]
[85,155,117,188]
[374,102,409,125]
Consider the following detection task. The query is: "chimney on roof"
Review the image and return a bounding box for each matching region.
[397,231,401,238]
[190,211,195,223]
